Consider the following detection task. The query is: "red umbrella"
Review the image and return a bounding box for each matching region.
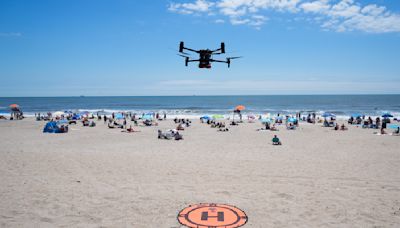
[9,104,19,108]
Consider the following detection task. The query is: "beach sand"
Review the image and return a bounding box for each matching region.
[1,118,400,227]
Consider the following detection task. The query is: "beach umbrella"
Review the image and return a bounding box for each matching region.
[9,104,20,111]
[57,119,68,124]
[275,116,283,120]
[53,111,64,116]
[260,118,272,123]
[212,114,224,119]
[142,115,153,120]
[115,113,124,119]
[145,112,154,116]
[387,124,400,129]
[322,112,335,118]
[382,113,393,118]
[235,105,246,111]
[200,115,211,120]
[351,113,362,118]
[288,117,297,122]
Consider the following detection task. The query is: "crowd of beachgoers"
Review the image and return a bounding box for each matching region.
[1,107,400,227]
[1,109,399,145]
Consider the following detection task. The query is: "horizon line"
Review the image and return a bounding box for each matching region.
[1,94,400,98]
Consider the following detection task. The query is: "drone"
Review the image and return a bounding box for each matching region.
[178,41,241,68]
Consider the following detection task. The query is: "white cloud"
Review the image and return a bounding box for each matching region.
[300,0,330,13]
[168,0,215,14]
[168,0,400,33]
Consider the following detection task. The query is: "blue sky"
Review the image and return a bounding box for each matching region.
[0,0,399,96]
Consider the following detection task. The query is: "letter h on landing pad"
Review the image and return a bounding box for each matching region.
[201,211,224,222]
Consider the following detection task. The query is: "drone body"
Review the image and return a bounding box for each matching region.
[178,42,241,68]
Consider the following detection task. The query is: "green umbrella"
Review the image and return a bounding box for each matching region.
[212,114,224,119]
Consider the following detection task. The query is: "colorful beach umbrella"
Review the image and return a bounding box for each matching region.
[260,118,272,123]
[200,115,211,120]
[53,111,64,116]
[9,104,19,108]
[387,124,400,129]
[142,115,153,120]
[57,119,68,124]
[322,112,335,118]
[288,117,297,122]
[212,114,224,119]
[235,105,245,111]
[382,113,393,118]
[351,113,362,118]
[115,113,124,119]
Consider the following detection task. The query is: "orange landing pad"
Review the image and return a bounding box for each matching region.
[178,203,248,228]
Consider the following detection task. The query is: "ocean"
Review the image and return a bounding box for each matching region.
[0,95,399,118]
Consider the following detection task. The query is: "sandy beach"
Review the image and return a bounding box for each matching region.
[0,117,399,227]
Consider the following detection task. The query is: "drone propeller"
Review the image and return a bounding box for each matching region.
[177,54,190,58]
[227,56,242,60]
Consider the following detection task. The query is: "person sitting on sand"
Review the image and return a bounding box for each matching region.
[174,131,183,140]
[108,123,115,129]
[334,123,339,131]
[123,125,140,133]
[89,121,96,127]
[177,123,185,131]
[270,124,278,131]
[230,121,238,126]
[340,124,348,131]
[272,135,282,145]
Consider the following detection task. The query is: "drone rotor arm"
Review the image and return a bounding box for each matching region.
[182,47,200,53]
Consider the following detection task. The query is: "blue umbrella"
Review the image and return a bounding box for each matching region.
[115,113,124,119]
[142,115,153,120]
[322,112,335,118]
[351,113,362,118]
[200,115,211,120]
[382,113,393,118]
[288,117,297,122]
[260,118,271,123]
[275,116,283,120]
[57,119,68,124]
[145,112,154,116]
[387,124,399,129]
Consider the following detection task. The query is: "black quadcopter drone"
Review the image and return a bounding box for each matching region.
[178,41,241,68]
